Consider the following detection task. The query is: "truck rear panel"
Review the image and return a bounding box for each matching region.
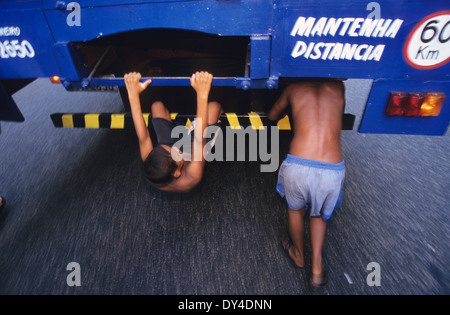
[0,0,449,135]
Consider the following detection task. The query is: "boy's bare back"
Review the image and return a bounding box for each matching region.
[270,81,345,163]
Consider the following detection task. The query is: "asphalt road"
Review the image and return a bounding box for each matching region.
[0,79,448,295]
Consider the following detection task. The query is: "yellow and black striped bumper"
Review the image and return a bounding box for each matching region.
[50,112,355,130]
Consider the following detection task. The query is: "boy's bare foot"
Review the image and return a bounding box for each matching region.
[311,261,328,289]
[0,196,4,210]
[281,237,305,268]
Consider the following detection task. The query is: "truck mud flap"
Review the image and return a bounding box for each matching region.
[0,80,30,122]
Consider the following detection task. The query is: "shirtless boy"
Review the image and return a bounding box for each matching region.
[124,71,222,193]
[268,80,346,288]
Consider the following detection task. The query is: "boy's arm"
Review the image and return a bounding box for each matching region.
[124,72,153,161]
[268,86,291,121]
[184,72,212,185]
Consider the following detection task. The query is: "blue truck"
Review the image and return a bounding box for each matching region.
[0,0,449,135]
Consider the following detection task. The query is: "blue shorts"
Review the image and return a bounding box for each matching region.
[276,154,345,221]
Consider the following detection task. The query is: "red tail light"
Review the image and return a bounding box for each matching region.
[404,93,425,116]
[385,92,445,117]
[385,92,406,116]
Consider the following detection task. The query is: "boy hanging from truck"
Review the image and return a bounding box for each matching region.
[124,71,223,193]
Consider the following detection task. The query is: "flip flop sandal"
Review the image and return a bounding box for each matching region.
[281,237,304,269]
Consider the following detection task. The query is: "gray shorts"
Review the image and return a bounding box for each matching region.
[276,154,345,220]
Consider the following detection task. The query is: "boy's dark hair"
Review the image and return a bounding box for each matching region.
[143,145,178,185]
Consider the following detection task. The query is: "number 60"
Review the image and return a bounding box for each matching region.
[421,20,450,43]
